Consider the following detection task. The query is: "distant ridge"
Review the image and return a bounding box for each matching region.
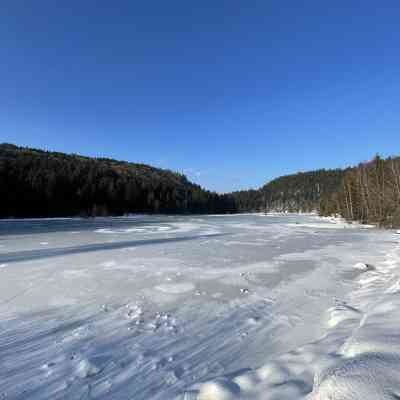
[232,169,346,213]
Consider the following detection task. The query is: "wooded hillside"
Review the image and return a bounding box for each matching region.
[233,169,345,213]
[2,143,399,225]
[320,155,400,227]
[0,144,236,217]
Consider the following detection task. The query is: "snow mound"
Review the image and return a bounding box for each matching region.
[75,358,100,378]
[232,371,261,392]
[198,379,240,400]
[309,353,400,400]
[353,262,374,271]
[256,362,293,384]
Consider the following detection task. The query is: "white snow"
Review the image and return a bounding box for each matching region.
[0,213,399,399]
[155,283,195,294]
[75,358,100,378]
[197,379,241,400]
[352,262,373,271]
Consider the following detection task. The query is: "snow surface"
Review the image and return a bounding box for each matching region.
[0,214,399,399]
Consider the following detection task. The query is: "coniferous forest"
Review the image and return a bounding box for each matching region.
[0,144,236,217]
[1,143,400,227]
[232,169,346,213]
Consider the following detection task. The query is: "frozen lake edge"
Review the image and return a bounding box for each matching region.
[0,214,399,400]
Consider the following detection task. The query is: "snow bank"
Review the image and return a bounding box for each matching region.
[311,353,400,400]
[180,232,400,400]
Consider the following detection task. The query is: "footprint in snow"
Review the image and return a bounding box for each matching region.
[41,362,56,377]
[164,367,184,385]
[247,316,261,325]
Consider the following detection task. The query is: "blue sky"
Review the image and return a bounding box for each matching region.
[1,1,400,192]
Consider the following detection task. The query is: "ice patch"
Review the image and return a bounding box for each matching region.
[155,283,195,294]
[49,296,78,307]
[287,223,348,229]
[224,241,265,247]
[101,260,117,268]
[62,269,89,278]
[2,213,398,400]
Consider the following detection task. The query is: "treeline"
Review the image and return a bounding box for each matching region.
[0,143,236,218]
[3,143,399,225]
[233,169,345,213]
[320,155,400,227]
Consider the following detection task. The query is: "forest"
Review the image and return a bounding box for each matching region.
[232,169,345,213]
[319,155,400,227]
[1,143,399,226]
[0,144,236,217]
[234,155,400,227]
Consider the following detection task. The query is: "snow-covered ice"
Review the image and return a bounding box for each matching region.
[0,214,399,399]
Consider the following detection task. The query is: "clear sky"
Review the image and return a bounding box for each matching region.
[1,1,400,192]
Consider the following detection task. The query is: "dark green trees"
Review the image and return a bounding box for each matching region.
[0,144,236,218]
[3,143,398,225]
[232,169,345,213]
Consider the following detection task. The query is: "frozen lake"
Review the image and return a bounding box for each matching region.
[0,214,396,399]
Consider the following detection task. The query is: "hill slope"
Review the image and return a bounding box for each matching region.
[4,143,397,225]
[0,144,236,217]
[233,169,346,213]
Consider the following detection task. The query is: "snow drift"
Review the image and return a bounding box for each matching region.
[0,214,398,399]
